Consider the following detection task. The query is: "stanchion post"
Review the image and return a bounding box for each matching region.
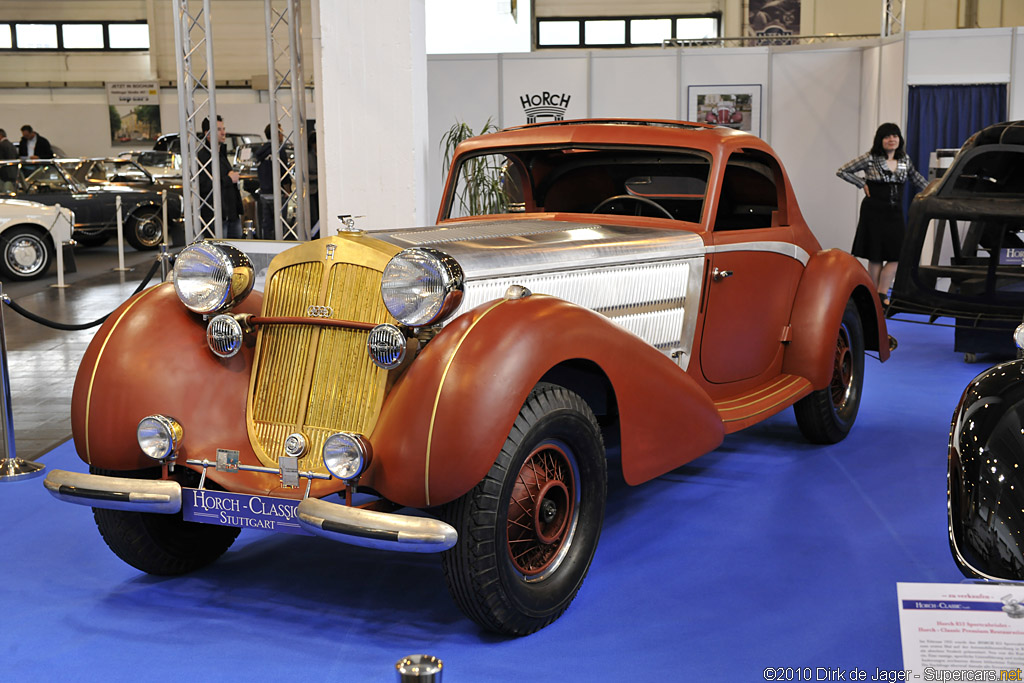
[161,190,170,247]
[113,195,130,272]
[395,655,443,683]
[52,203,68,289]
[0,283,44,481]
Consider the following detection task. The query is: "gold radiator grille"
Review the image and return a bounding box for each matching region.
[250,260,392,472]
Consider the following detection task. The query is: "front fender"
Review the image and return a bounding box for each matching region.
[366,294,724,508]
[71,283,266,488]
[782,249,889,389]
[948,360,1024,581]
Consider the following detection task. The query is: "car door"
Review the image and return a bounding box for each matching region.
[699,151,805,385]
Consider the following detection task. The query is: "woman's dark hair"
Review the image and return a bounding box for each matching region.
[870,122,906,159]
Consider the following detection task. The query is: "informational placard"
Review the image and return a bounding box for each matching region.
[105,81,161,145]
[897,582,1024,679]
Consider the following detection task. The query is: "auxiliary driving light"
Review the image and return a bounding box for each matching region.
[137,414,183,461]
[322,432,371,481]
[367,323,407,369]
[207,314,244,358]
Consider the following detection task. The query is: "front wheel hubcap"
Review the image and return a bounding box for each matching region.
[506,442,579,577]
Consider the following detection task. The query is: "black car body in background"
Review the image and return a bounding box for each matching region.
[0,159,177,250]
[948,347,1024,582]
[889,120,1024,359]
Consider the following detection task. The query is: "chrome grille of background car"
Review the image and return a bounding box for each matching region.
[251,260,392,471]
[459,260,694,350]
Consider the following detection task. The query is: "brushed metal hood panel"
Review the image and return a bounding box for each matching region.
[370,219,707,280]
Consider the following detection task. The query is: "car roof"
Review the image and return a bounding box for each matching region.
[453,118,773,158]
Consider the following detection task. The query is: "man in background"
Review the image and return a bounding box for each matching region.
[18,125,54,159]
[197,115,243,239]
[0,129,17,192]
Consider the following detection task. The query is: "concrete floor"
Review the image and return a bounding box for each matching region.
[2,244,176,461]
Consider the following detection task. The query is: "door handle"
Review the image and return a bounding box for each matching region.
[712,268,733,281]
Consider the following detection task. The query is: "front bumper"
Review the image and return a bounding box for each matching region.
[43,469,457,553]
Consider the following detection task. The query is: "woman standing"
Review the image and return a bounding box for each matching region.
[837,122,928,307]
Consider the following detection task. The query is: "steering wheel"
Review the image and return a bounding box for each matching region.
[592,194,673,220]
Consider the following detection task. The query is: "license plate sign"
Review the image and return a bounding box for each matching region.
[182,488,312,536]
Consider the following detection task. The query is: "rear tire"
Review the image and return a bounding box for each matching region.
[440,383,607,636]
[794,299,865,444]
[91,466,239,576]
[0,225,52,280]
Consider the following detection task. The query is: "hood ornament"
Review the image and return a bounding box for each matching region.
[337,214,365,235]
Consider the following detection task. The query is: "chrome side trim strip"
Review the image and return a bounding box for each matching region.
[705,241,810,266]
[43,469,182,514]
[296,497,458,553]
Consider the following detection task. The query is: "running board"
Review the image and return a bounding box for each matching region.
[713,374,813,433]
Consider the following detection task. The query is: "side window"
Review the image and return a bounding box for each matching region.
[23,163,69,194]
[714,152,783,231]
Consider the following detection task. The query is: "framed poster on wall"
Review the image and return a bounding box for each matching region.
[687,85,762,137]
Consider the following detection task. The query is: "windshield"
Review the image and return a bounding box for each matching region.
[443,146,711,223]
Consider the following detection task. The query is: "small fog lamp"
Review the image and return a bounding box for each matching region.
[207,314,244,358]
[367,323,407,369]
[137,414,183,461]
[322,432,371,481]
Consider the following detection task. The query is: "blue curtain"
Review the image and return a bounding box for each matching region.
[904,84,1007,213]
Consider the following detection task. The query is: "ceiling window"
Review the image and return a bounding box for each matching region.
[62,24,104,49]
[537,14,720,49]
[108,23,149,49]
[0,21,148,51]
[16,24,58,49]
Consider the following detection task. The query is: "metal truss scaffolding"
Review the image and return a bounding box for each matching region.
[172,0,222,242]
[264,0,310,241]
[882,0,906,37]
[171,0,310,243]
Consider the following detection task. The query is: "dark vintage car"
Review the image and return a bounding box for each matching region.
[154,131,263,159]
[43,119,891,636]
[947,325,1024,583]
[0,159,177,250]
[889,120,1024,360]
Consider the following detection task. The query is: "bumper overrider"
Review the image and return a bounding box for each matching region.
[43,469,457,553]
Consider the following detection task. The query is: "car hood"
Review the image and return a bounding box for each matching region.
[371,218,707,282]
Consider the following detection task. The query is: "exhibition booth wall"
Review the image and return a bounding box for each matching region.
[0,27,1021,244]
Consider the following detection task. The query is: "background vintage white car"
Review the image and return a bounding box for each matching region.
[0,198,74,281]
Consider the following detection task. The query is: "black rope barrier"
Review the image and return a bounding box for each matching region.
[2,256,166,332]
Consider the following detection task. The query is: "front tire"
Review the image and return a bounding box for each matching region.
[0,225,53,280]
[794,299,865,443]
[441,383,607,636]
[91,466,240,575]
[126,208,163,250]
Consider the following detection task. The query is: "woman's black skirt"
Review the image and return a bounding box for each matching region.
[851,185,905,262]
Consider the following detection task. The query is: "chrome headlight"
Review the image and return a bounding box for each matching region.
[1014,323,1024,350]
[207,314,244,358]
[381,248,463,327]
[322,432,371,481]
[137,414,183,461]
[173,241,254,314]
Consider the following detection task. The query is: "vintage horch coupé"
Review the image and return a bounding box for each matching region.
[44,119,891,635]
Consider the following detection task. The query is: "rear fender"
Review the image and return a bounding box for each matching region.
[367,294,724,508]
[782,249,889,389]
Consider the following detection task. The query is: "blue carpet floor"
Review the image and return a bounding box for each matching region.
[1,318,995,681]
